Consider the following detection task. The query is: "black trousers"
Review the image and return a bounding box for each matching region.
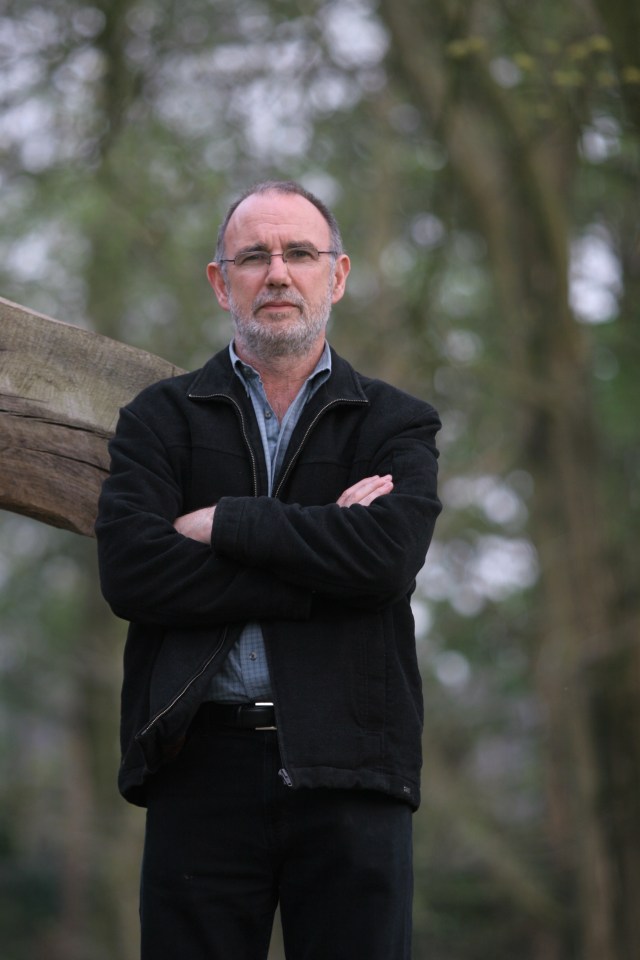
[140,709,414,960]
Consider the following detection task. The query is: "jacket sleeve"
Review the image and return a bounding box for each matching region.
[95,405,313,628]
[212,408,441,604]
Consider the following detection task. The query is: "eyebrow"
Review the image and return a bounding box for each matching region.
[235,240,317,254]
[238,242,268,252]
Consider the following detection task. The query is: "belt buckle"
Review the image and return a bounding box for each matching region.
[254,701,277,731]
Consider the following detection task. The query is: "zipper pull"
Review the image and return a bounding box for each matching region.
[278,767,293,787]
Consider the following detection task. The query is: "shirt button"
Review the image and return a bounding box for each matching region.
[249,652,257,661]
[264,409,272,419]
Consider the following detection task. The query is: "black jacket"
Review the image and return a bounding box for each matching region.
[95,346,441,809]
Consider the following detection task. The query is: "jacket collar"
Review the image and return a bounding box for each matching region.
[188,344,369,406]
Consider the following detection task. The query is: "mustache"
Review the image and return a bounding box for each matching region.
[253,290,306,311]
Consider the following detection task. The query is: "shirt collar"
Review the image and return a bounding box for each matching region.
[228,340,332,391]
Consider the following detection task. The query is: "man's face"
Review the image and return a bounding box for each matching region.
[207,191,350,362]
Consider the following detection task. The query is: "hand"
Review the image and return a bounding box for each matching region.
[173,505,216,543]
[337,474,393,508]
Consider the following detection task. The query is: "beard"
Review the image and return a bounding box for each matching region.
[228,282,333,361]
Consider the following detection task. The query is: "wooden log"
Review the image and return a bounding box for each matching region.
[0,296,184,537]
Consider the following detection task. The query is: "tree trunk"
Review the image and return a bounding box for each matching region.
[377,1,640,956]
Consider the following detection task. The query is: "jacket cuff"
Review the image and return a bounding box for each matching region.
[213,495,279,565]
[212,496,248,557]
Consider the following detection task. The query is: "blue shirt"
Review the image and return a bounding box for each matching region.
[206,341,332,703]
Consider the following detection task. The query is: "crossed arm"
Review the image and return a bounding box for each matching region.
[173,474,395,544]
[97,395,440,626]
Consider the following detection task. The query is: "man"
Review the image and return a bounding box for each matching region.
[96,180,441,960]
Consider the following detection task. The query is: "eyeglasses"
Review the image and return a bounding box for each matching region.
[219,245,338,270]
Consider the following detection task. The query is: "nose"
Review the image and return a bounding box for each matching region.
[265,253,292,285]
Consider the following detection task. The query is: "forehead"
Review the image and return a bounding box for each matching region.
[224,190,332,249]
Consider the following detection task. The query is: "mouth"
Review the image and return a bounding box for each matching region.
[255,299,301,316]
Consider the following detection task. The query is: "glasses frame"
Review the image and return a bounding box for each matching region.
[218,246,338,269]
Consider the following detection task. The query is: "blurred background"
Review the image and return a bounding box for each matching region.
[0,1,639,958]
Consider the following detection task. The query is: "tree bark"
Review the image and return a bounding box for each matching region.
[377,1,639,957]
[0,296,183,536]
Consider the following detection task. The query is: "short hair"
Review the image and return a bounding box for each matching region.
[214,180,344,262]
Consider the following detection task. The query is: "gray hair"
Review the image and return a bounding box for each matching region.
[214,180,344,264]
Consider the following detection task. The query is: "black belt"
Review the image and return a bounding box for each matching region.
[200,702,277,730]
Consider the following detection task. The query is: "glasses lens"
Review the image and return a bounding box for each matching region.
[283,246,320,264]
[234,250,271,268]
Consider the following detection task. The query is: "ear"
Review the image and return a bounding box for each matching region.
[206,262,231,311]
[330,253,351,305]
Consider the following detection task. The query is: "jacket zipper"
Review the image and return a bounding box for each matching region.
[136,394,259,743]
[188,391,259,496]
[136,628,228,741]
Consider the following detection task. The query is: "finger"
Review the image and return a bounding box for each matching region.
[336,475,384,506]
[355,483,393,507]
[353,478,394,507]
[337,475,393,507]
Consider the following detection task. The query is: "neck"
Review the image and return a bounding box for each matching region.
[234,339,326,420]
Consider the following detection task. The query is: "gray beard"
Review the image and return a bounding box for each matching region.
[229,287,333,361]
